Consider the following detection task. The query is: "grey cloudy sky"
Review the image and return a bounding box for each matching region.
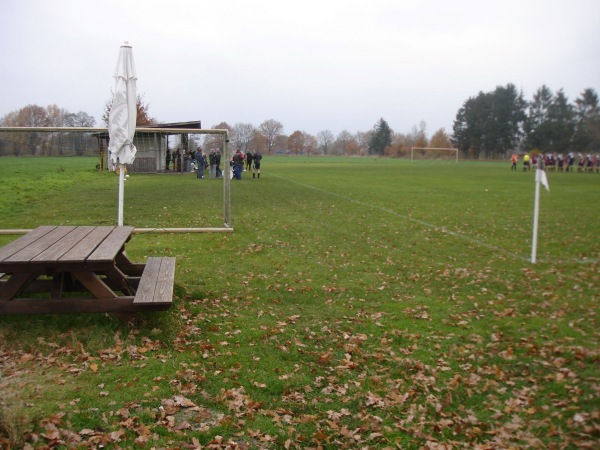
[1,0,599,138]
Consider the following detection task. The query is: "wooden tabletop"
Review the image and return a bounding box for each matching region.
[0,226,134,272]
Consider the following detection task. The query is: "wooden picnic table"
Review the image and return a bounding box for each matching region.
[0,226,175,315]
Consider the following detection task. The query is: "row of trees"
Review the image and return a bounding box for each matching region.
[201,86,599,159]
[1,104,96,128]
[0,95,159,156]
[2,85,597,159]
[200,118,452,158]
[0,104,97,156]
[453,85,600,159]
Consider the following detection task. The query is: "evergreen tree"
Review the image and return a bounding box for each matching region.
[524,85,554,150]
[452,84,525,159]
[573,88,600,152]
[453,94,485,158]
[546,89,575,152]
[368,118,392,155]
[490,84,526,153]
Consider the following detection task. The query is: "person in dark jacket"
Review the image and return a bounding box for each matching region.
[253,150,262,179]
[165,149,171,171]
[245,151,253,172]
[209,148,217,179]
[233,148,244,180]
[195,147,206,179]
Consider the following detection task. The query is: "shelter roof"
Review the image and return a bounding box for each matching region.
[94,120,202,138]
[147,121,202,131]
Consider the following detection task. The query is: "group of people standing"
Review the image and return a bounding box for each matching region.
[194,147,223,179]
[164,147,263,179]
[512,152,600,173]
[165,148,201,173]
[231,148,262,180]
[165,148,182,172]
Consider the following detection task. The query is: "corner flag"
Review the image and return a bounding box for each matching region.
[531,160,549,263]
[536,166,550,192]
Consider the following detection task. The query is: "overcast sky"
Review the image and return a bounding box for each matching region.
[1,0,599,138]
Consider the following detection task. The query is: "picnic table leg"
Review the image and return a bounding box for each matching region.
[115,252,145,277]
[102,266,136,295]
[0,272,40,300]
[51,272,64,298]
[71,271,118,299]
[71,271,141,324]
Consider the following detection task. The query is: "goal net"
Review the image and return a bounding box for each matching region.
[0,126,232,231]
[411,147,459,162]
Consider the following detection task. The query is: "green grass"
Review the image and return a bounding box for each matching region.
[0,156,598,449]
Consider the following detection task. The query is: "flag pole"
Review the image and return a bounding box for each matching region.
[531,159,549,263]
[531,170,541,263]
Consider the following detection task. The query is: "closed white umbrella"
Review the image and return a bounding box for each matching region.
[108,41,137,226]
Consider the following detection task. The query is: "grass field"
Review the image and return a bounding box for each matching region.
[0,156,598,449]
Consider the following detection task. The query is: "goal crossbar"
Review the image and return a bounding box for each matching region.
[0,127,228,134]
[410,147,459,162]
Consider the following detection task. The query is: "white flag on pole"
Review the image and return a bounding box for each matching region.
[536,166,550,192]
[531,160,549,263]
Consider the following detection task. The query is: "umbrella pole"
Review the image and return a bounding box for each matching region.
[118,163,125,226]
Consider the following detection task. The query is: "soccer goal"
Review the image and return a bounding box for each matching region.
[0,126,232,231]
[410,147,459,162]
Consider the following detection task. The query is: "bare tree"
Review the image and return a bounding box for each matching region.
[231,122,256,152]
[204,122,232,151]
[288,130,304,155]
[46,104,66,127]
[317,130,334,155]
[354,131,371,156]
[18,104,49,127]
[76,111,96,127]
[306,134,318,155]
[14,105,49,155]
[406,121,428,148]
[258,119,284,154]
[335,130,354,156]
[288,130,316,155]
[249,129,267,153]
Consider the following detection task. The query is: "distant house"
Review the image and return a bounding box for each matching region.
[96,120,202,173]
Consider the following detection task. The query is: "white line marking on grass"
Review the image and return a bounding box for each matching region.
[267,172,597,266]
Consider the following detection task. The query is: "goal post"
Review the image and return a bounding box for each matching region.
[0,126,232,231]
[410,147,459,162]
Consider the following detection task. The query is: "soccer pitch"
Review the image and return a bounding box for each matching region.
[0,156,598,448]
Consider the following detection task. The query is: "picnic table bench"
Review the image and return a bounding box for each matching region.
[0,226,175,315]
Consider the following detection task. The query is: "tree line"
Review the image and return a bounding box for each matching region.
[1,85,597,159]
[453,84,599,159]
[200,118,452,158]
[0,95,158,157]
[0,104,97,156]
